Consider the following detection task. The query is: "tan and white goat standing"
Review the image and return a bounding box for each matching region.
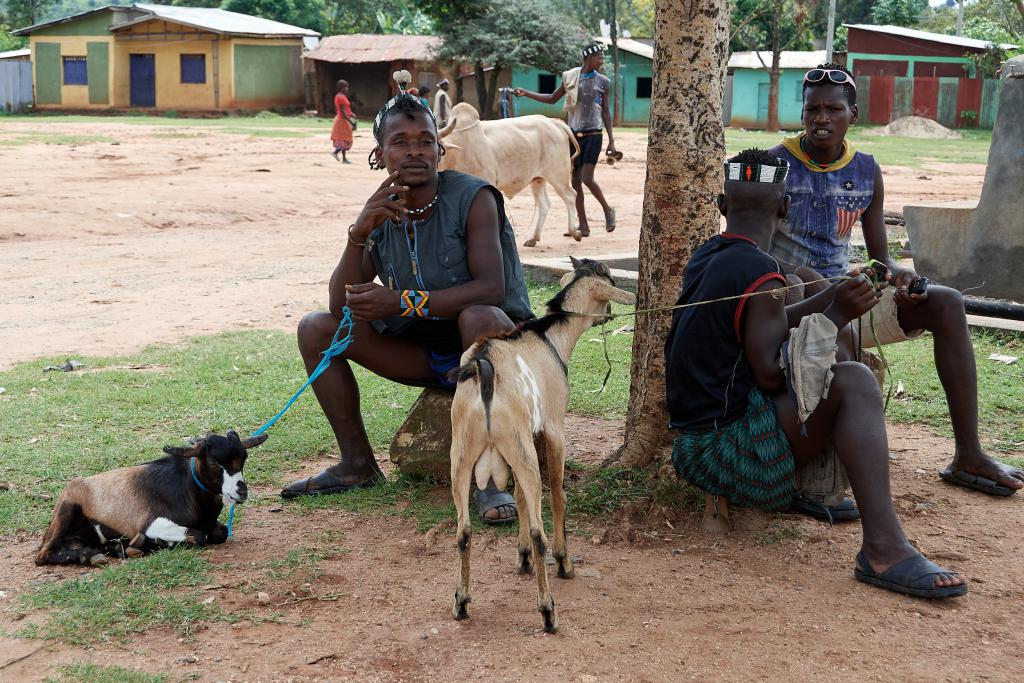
[449,257,635,633]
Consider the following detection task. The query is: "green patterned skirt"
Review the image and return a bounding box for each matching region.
[672,387,796,511]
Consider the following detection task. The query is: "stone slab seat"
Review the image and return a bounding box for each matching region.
[389,387,548,485]
[904,77,1024,302]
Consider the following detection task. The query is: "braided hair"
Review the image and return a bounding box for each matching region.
[369,70,438,169]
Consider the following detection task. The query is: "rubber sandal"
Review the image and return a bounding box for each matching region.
[939,466,1017,497]
[790,495,860,524]
[280,468,383,499]
[854,550,967,599]
[604,208,616,232]
[475,482,517,526]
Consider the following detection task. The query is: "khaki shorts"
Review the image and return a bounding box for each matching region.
[854,287,925,348]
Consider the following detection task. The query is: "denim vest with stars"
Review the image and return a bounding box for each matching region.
[767,144,876,279]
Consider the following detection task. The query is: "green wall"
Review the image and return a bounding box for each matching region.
[729,67,806,129]
[86,41,109,104]
[233,44,301,102]
[34,9,118,36]
[34,42,61,104]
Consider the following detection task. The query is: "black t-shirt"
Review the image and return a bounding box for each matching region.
[664,234,785,431]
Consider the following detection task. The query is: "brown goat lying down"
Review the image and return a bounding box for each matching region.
[450,257,635,633]
[35,430,266,566]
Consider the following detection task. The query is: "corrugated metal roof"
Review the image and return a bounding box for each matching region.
[845,24,1017,51]
[0,48,31,60]
[122,4,319,37]
[611,38,653,60]
[15,3,318,38]
[728,50,827,70]
[305,34,441,63]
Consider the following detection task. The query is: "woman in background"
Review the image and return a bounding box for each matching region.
[331,79,357,163]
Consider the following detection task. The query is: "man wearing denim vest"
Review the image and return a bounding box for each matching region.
[770,63,1024,506]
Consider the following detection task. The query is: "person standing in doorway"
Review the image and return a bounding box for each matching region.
[433,78,452,127]
[331,79,356,163]
[513,43,617,237]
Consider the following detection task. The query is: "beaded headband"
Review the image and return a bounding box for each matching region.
[582,43,605,58]
[372,69,436,144]
[723,159,789,184]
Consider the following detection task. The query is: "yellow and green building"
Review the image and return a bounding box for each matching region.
[13,3,318,111]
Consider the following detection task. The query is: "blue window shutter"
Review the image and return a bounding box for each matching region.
[63,57,88,85]
[180,54,206,84]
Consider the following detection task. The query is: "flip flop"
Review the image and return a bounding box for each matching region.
[280,468,383,499]
[475,482,517,526]
[854,550,967,599]
[790,495,860,523]
[939,466,1017,497]
[604,208,616,232]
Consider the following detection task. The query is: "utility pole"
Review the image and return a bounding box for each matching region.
[825,0,837,63]
[956,0,964,36]
[610,0,621,126]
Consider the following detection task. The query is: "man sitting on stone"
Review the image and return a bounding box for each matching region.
[281,75,534,525]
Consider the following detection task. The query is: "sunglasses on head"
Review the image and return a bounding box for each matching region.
[803,69,857,91]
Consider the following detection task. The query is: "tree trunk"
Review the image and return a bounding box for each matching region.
[1013,0,1024,22]
[767,0,782,132]
[604,0,730,469]
[474,61,488,116]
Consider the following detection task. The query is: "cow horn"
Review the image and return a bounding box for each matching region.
[437,117,457,139]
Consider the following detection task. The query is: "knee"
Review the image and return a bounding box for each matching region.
[830,361,882,403]
[297,311,340,355]
[458,306,514,343]
[924,285,964,324]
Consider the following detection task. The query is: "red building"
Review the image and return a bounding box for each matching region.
[846,24,1017,78]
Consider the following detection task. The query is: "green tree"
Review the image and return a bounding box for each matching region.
[557,0,654,37]
[807,0,873,37]
[3,0,57,28]
[0,23,25,49]
[221,0,327,32]
[871,0,927,27]
[437,0,586,118]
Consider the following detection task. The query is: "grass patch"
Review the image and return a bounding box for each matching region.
[47,662,167,683]
[0,132,116,146]
[725,127,991,169]
[757,526,803,545]
[15,549,225,646]
[882,329,1024,455]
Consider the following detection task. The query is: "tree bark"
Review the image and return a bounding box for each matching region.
[767,0,782,132]
[604,0,730,469]
[484,66,501,119]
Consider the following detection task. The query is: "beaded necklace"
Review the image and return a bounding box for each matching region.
[407,194,439,216]
[799,136,846,171]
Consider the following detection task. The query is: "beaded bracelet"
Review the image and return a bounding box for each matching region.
[399,290,429,318]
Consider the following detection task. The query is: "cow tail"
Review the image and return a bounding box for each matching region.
[563,121,581,164]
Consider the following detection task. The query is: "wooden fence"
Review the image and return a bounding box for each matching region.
[859,75,1001,129]
[0,61,32,113]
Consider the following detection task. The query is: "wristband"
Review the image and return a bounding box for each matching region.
[399,290,429,318]
[347,224,366,247]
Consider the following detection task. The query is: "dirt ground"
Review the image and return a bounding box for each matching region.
[2,121,1020,682]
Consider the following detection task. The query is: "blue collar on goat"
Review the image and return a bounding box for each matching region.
[190,457,210,494]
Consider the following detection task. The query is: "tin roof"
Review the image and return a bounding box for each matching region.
[845,24,1017,51]
[14,3,318,38]
[121,4,319,37]
[0,48,31,60]
[728,50,827,70]
[305,34,442,63]
[612,38,653,60]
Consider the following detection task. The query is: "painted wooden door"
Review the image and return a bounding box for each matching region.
[129,54,155,108]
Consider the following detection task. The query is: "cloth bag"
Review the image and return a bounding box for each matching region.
[781,313,850,505]
[561,66,581,112]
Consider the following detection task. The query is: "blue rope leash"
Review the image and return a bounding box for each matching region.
[214,308,355,541]
[251,307,355,437]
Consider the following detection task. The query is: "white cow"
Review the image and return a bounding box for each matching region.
[437,102,580,247]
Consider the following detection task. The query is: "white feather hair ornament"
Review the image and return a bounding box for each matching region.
[392,70,413,93]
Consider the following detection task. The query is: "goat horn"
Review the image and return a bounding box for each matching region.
[240,433,268,449]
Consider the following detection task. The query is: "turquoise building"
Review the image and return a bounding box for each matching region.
[727,51,825,129]
[509,38,653,126]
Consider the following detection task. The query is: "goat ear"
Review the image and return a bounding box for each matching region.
[240,433,268,450]
[569,255,584,269]
[163,445,189,457]
[163,440,205,458]
[592,282,636,306]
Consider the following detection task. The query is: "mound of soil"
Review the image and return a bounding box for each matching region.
[866,116,961,139]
